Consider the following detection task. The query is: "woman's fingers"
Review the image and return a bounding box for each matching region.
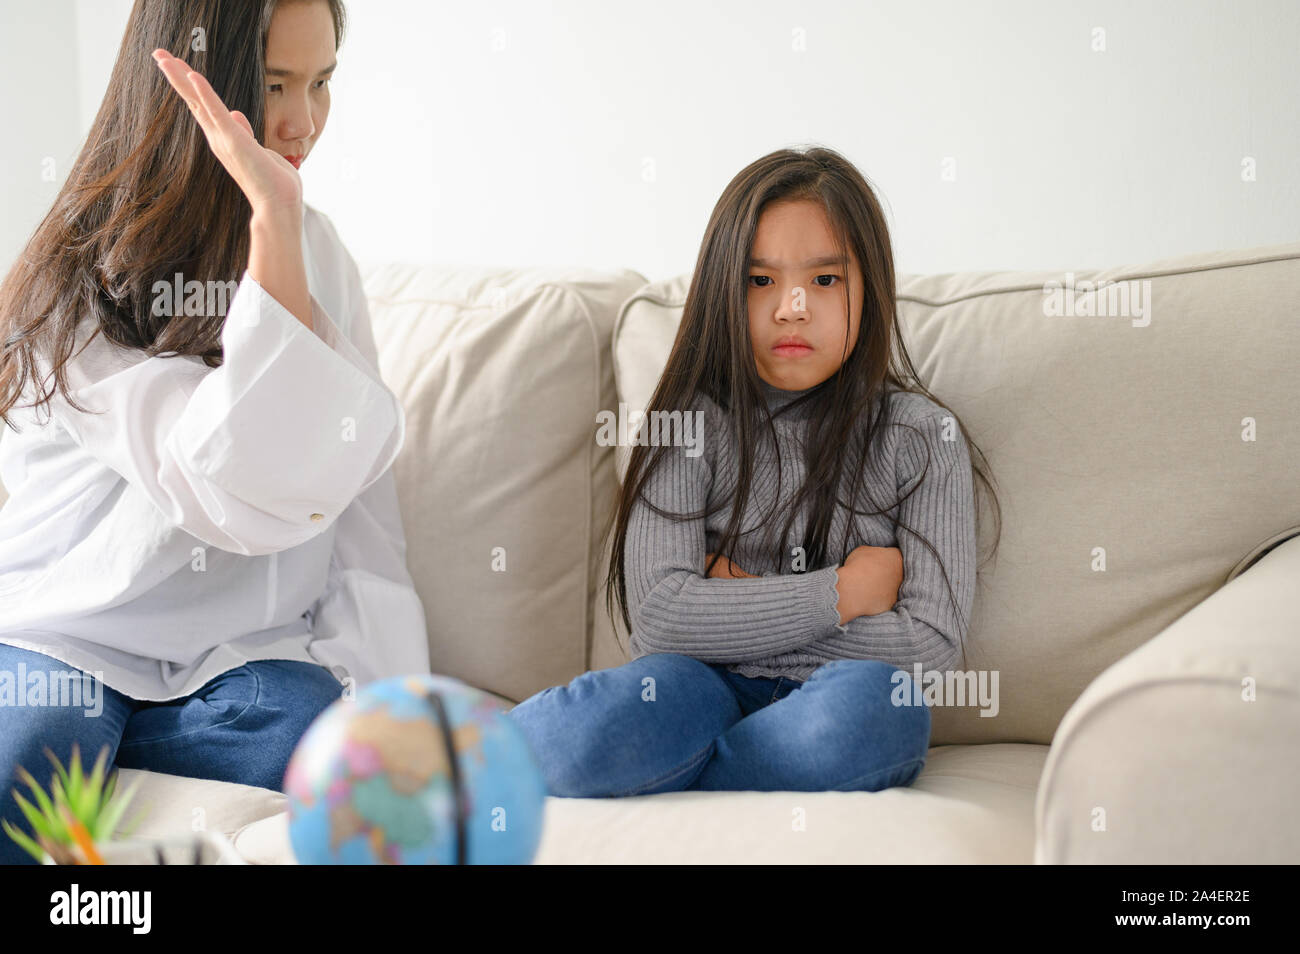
[153,54,220,143]
[152,51,201,106]
[152,51,260,177]
[152,51,247,152]
[153,54,200,114]
[229,110,255,139]
[184,66,243,139]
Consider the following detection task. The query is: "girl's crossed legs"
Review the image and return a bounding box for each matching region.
[507,652,930,797]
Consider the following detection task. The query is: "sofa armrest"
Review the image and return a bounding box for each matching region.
[1034,534,1300,863]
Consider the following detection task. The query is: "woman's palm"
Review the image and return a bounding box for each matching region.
[152,49,301,215]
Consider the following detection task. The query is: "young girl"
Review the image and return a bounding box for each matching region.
[509,146,999,797]
[0,0,429,863]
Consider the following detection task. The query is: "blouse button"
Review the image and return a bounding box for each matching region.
[310,513,324,522]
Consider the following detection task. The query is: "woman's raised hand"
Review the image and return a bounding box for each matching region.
[152,48,312,327]
[152,49,302,218]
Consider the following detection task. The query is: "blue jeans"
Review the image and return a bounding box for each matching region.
[507,653,931,796]
[0,644,343,865]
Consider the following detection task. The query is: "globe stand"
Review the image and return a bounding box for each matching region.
[421,686,468,865]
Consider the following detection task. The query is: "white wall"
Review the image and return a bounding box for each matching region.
[3,0,1297,282]
[0,0,82,274]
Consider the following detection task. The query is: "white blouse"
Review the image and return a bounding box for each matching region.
[0,206,432,700]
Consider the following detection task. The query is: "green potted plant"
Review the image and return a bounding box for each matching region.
[3,744,143,865]
[4,744,245,864]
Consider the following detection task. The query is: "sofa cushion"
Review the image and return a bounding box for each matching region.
[607,243,1300,747]
[232,741,1046,864]
[362,264,646,703]
[112,768,286,843]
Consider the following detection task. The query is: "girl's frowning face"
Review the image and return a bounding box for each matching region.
[746,198,864,391]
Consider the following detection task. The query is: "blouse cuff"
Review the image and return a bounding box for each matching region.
[175,272,404,533]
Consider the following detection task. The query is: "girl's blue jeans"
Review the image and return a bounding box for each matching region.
[0,643,342,865]
[508,652,931,796]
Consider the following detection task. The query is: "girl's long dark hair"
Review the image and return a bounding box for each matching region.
[0,0,346,427]
[605,145,1001,670]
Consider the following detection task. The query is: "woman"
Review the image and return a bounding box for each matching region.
[0,0,429,863]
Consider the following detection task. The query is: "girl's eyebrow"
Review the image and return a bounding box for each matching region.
[749,255,848,268]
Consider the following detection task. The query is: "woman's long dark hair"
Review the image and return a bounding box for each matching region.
[0,0,346,427]
[605,146,1001,670]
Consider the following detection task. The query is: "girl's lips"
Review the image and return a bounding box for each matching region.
[284,155,303,169]
[772,342,813,357]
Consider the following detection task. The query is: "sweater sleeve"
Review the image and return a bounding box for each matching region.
[623,403,844,663]
[52,269,404,557]
[800,407,976,671]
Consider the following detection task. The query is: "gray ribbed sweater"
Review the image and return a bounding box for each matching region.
[625,378,976,682]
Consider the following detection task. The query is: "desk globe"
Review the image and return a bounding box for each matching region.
[285,673,546,864]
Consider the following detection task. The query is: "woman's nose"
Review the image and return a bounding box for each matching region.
[279,102,315,144]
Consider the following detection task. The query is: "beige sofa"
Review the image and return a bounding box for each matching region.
[6,242,1299,863]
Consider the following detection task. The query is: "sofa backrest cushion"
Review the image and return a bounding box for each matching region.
[365,264,645,702]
